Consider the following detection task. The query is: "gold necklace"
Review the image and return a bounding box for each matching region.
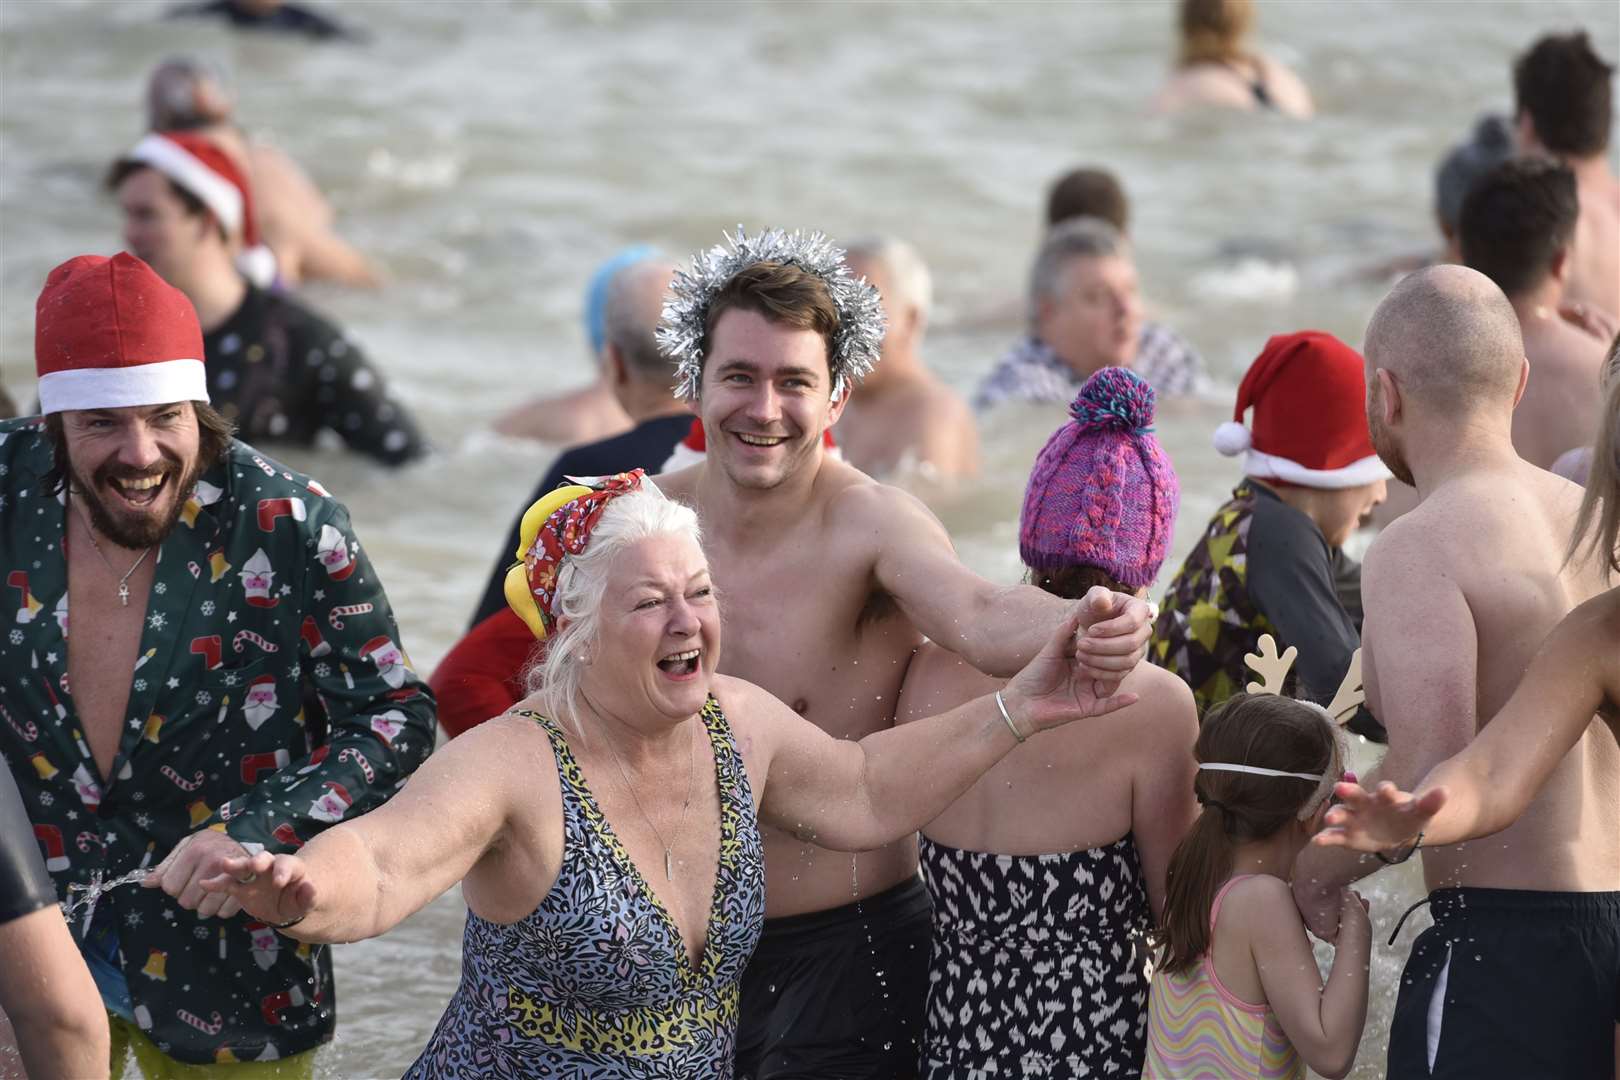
[71,497,152,607]
[599,715,698,880]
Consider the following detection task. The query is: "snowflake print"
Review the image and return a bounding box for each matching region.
[133,679,147,693]
[135,812,152,829]
[193,926,210,940]
[201,600,215,616]
[126,911,142,928]
[147,612,166,631]
[223,672,238,687]
[313,663,330,679]
[154,582,167,595]
[196,691,212,707]
[7,629,21,646]
[37,792,52,807]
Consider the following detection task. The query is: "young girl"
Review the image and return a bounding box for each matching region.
[1145,693,1371,1079]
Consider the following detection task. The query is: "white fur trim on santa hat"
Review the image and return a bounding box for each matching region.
[38,358,208,414]
[237,245,278,289]
[1242,448,1392,489]
[126,133,243,236]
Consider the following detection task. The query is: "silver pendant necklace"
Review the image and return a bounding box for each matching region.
[600,715,698,880]
[72,496,152,607]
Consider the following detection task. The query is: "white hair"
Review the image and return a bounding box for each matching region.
[1027,216,1126,333]
[844,235,933,320]
[523,488,702,735]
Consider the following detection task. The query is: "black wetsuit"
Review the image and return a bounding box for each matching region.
[203,282,427,467]
[1,765,57,927]
[167,0,363,41]
[467,412,692,629]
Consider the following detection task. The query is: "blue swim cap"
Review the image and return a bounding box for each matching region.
[584,245,659,356]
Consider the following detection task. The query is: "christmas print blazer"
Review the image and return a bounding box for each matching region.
[0,418,436,1065]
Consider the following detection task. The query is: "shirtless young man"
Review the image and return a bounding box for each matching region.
[836,238,978,480]
[1291,265,1620,1079]
[1515,31,1620,322]
[1460,157,1615,470]
[652,229,1153,1079]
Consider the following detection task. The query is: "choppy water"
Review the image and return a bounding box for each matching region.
[2,1,1616,1075]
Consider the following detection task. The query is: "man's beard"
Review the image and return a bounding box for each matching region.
[71,453,200,549]
[1368,398,1414,488]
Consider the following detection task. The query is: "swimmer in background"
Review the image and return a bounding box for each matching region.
[491,246,653,446]
[166,0,365,43]
[836,237,979,481]
[1151,0,1313,120]
[1514,31,1620,322]
[1459,157,1617,471]
[145,57,380,289]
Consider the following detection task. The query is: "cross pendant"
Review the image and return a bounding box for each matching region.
[664,850,673,880]
[118,582,130,607]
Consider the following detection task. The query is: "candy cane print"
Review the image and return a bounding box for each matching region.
[326,602,373,630]
[337,747,375,782]
[161,765,206,792]
[1,702,38,742]
[249,456,277,478]
[233,629,280,655]
[177,1009,224,1035]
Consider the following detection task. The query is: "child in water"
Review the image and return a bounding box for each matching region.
[1144,692,1371,1079]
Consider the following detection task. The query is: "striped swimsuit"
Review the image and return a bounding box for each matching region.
[1143,875,1303,1079]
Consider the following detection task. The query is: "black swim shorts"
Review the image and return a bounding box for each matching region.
[1387,887,1620,1079]
[736,876,932,1080]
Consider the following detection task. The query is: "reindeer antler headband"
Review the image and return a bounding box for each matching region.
[1198,635,1363,819]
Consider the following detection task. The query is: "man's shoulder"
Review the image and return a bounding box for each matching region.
[255,287,349,348]
[215,439,350,524]
[560,414,690,475]
[0,417,51,485]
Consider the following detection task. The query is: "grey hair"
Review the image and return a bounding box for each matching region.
[844,236,933,320]
[146,55,234,131]
[523,488,703,734]
[604,260,677,381]
[1027,217,1126,332]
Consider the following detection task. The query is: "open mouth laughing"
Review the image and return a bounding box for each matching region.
[732,431,788,449]
[657,648,701,678]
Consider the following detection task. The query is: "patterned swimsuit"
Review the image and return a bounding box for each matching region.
[405,698,765,1078]
[917,835,1153,1078]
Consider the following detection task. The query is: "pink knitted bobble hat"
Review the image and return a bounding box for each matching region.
[1019,366,1179,590]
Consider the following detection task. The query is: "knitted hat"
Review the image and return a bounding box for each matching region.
[1213,331,1391,489]
[35,253,207,414]
[1019,367,1179,589]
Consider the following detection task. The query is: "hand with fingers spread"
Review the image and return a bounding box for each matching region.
[1314,779,1448,855]
[1004,602,1141,735]
[198,850,316,929]
[141,829,253,919]
[1071,586,1153,693]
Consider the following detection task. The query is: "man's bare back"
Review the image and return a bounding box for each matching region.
[657,457,929,915]
[1568,173,1620,321]
[1365,460,1618,893]
[1515,311,1610,469]
[836,373,978,481]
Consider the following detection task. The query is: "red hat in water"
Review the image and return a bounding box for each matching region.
[34,253,207,414]
[1212,330,1390,489]
[121,131,258,246]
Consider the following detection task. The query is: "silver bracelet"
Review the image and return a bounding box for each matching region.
[993,690,1027,743]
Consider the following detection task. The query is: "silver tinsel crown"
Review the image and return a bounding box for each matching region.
[658,225,886,402]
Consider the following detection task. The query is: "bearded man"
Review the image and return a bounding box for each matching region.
[0,253,434,1074]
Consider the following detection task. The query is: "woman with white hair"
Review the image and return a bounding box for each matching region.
[201,470,1137,1077]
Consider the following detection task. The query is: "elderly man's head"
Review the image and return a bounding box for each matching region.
[601,259,677,396]
[1029,218,1142,379]
[521,487,714,732]
[844,237,931,368]
[1363,265,1527,484]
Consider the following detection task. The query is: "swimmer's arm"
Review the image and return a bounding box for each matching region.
[1245,877,1370,1079]
[744,608,1137,850]
[1325,591,1618,849]
[1129,677,1199,921]
[1293,530,1479,929]
[0,907,109,1080]
[200,716,539,942]
[864,485,1147,677]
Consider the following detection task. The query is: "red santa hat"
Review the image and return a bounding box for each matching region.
[121,131,277,286]
[35,253,208,414]
[1212,330,1391,489]
[360,636,395,662]
[124,132,256,245]
[248,674,276,696]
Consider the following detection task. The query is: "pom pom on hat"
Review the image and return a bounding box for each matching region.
[1069,365,1157,435]
[1213,420,1252,457]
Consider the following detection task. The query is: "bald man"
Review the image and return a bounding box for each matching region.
[1292,265,1620,1079]
[837,238,978,480]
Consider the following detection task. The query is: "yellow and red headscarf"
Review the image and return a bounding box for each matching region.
[503,470,647,640]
